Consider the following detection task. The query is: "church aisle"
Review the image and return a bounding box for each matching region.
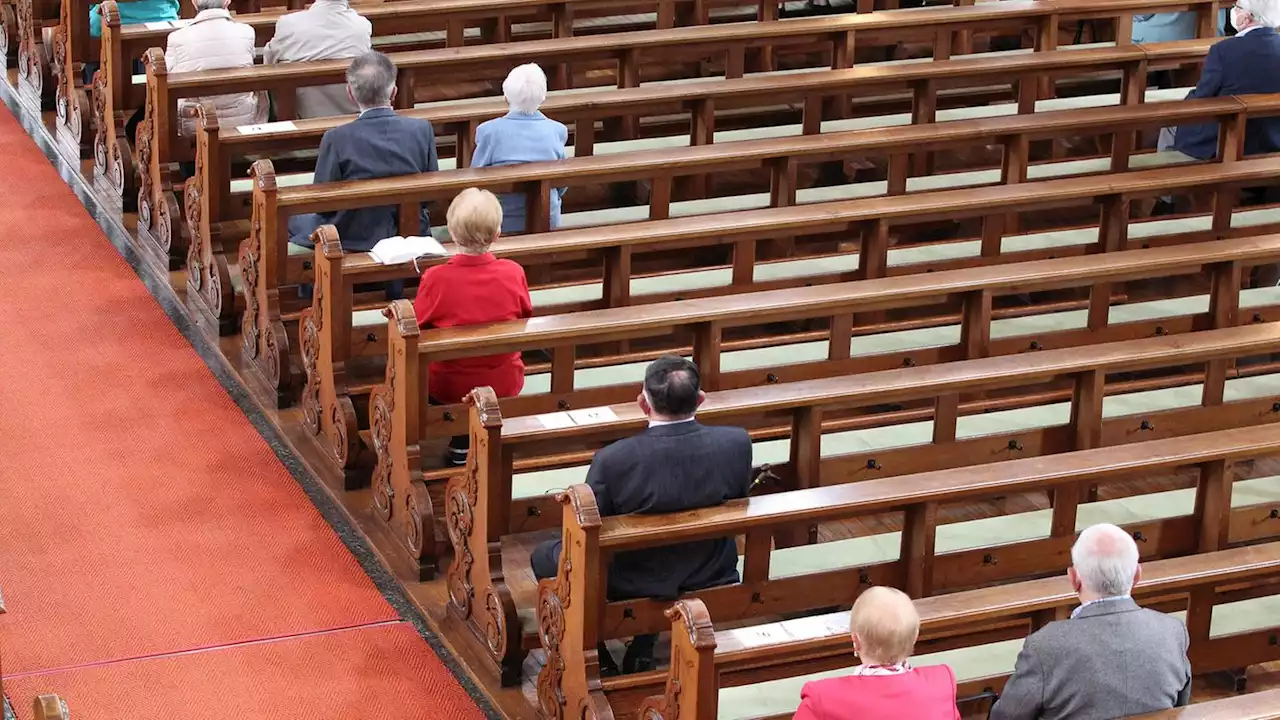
[0,105,485,718]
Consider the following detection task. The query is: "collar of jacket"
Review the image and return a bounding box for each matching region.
[1072,596,1140,620]
[642,420,703,437]
[357,107,396,120]
[191,8,233,23]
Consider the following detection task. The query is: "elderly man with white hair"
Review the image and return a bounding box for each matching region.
[990,523,1191,720]
[1160,0,1280,161]
[164,0,267,138]
[471,63,569,233]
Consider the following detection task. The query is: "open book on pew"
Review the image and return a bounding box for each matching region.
[368,236,450,265]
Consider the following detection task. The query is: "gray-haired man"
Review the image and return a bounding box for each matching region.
[288,51,439,260]
[990,523,1192,720]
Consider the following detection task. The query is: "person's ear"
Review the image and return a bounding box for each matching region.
[637,391,651,417]
[1132,564,1143,589]
[1068,566,1082,593]
[695,390,707,408]
[850,632,861,657]
[347,85,356,104]
[389,85,398,104]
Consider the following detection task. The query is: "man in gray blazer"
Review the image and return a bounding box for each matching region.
[990,523,1192,720]
[288,51,438,255]
[531,355,753,675]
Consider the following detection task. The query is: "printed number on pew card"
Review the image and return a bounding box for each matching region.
[567,407,618,425]
[237,121,299,135]
[536,412,576,430]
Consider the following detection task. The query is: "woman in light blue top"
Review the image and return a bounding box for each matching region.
[471,63,569,234]
[1131,9,1226,43]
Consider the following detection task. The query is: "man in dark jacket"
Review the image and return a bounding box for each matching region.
[531,355,752,674]
[287,50,438,253]
[1165,0,1280,159]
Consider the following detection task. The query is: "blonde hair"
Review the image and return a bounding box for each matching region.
[850,586,920,665]
[447,188,503,253]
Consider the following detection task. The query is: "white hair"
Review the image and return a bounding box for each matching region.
[1239,0,1280,28]
[193,0,225,10]
[1071,523,1140,597]
[503,63,547,114]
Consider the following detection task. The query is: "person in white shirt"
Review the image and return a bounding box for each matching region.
[263,0,372,118]
[164,0,266,137]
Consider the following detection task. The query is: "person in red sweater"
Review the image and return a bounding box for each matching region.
[793,586,961,720]
[413,188,533,465]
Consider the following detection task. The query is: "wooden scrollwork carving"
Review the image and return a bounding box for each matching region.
[0,2,15,68]
[638,600,717,720]
[369,362,395,522]
[299,311,321,435]
[238,233,261,357]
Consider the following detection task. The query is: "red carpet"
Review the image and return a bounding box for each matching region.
[4,623,484,720]
[0,103,484,719]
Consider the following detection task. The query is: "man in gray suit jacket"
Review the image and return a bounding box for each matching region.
[288,51,438,255]
[531,355,753,675]
[990,523,1192,720]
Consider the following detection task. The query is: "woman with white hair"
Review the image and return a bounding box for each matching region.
[470,63,569,233]
[793,586,960,719]
[164,0,267,137]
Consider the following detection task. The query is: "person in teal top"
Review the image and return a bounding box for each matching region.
[1131,9,1227,44]
[83,0,180,84]
[88,0,180,37]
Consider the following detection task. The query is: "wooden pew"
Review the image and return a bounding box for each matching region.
[51,0,283,160]
[0,0,16,76]
[272,141,1277,427]
[193,35,1220,340]
[137,0,1213,272]
[11,0,58,109]
[639,545,1280,720]
[191,37,1193,340]
[1135,691,1280,719]
[433,321,1280,680]
[308,200,1277,493]
[90,0,769,206]
[539,428,1280,716]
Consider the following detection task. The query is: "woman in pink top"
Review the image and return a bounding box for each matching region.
[793,586,961,720]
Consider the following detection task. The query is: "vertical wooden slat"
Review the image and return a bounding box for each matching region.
[1203,261,1241,406]
[932,393,959,444]
[902,502,938,598]
[828,313,853,361]
[602,245,632,309]
[1193,459,1233,553]
[960,289,993,360]
[551,345,576,394]
[742,530,773,583]
[692,322,722,390]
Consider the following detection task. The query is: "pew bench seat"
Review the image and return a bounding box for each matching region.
[714,594,1280,719]
[224,82,1186,203]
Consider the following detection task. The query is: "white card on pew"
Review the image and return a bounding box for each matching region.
[729,625,793,649]
[536,412,576,430]
[144,21,172,29]
[567,407,617,425]
[170,19,192,26]
[236,121,298,135]
[368,235,449,265]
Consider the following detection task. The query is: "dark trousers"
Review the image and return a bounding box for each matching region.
[531,539,659,664]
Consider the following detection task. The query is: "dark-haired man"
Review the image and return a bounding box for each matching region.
[530,354,752,674]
